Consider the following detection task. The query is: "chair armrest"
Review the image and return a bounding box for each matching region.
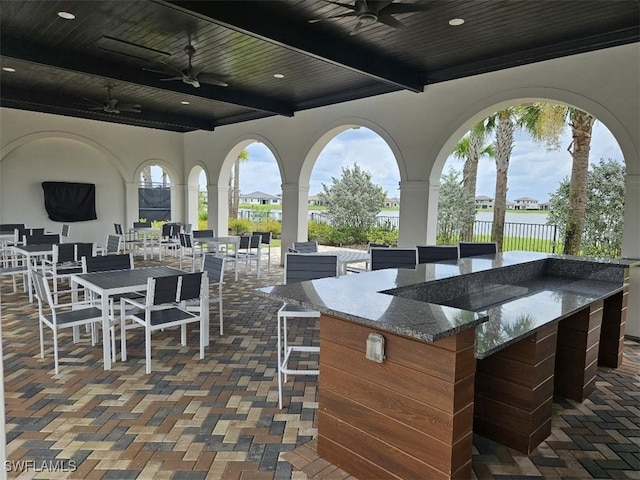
[120,296,145,309]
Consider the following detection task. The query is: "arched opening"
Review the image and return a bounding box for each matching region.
[305,126,401,247]
[137,164,172,223]
[433,100,626,257]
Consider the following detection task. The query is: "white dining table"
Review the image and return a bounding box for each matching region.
[203,236,240,279]
[70,266,184,370]
[129,227,161,260]
[12,243,56,301]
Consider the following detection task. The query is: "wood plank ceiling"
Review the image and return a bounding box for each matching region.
[1,0,638,132]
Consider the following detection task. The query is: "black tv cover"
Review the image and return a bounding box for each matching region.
[42,181,97,222]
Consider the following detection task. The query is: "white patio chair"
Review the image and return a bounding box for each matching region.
[277,252,338,408]
[184,254,225,337]
[120,272,208,374]
[31,268,103,375]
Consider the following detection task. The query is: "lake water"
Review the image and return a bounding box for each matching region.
[378,210,550,225]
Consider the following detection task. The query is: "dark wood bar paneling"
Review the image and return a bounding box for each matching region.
[555,301,603,402]
[473,323,557,454]
[599,288,627,367]
[318,314,476,479]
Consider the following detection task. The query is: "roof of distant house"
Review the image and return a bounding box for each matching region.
[514,197,538,201]
[476,195,493,201]
[240,191,279,200]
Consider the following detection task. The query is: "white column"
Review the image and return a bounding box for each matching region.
[622,173,640,338]
[171,183,185,223]
[186,184,200,230]
[281,183,309,265]
[124,182,139,229]
[208,184,229,237]
[397,181,439,247]
[621,173,640,259]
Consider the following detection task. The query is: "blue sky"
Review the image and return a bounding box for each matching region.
[224,120,623,203]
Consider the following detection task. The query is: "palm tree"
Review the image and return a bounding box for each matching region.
[228,150,249,219]
[452,122,494,241]
[141,165,152,187]
[519,103,596,255]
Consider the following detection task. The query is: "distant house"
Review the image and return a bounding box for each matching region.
[506,200,515,210]
[384,197,400,208]
[513,197,540,210]
[539,201,551,211]
[239,191,281,205]
[308,194,326,206]
[475,196,494,209]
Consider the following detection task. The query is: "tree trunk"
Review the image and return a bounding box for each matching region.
[232,158,241,219]
[141,166,152,187]
[491,112,514,252]
[563,110,594,255]
[461,132,481,241]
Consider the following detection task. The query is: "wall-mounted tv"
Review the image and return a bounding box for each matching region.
[42,181,97,222]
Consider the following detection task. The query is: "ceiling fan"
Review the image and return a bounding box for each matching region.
[149,44,229,88]
[309,0,429,35]
[81,86,141,114]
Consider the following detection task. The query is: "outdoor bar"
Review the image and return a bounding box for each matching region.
[260,252,631,479]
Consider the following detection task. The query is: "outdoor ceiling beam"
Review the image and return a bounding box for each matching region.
[0,37,294,117]
[0,86,216,132]
[426,27,640,84]
[160,0,424,93]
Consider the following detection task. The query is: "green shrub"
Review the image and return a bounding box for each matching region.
[367,226,398,246]
[228,218,254,235]
[253,219,282,238]
[308,221,333,244]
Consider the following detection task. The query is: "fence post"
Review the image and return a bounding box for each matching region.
[552,224,558,253]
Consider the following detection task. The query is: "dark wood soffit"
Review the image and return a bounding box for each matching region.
[159,0,426,93]
[0,86,217,132]
[0,37,295,118]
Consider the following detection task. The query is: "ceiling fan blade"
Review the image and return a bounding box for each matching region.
[377,13,405,29]
[381,2,430,15]
[118,105,142,113]
[350,20,365,35]
[309,12,357,23]
[198,73,229,87]
[368,0,394,12]
[159,60,187,76]
[160,76,183,81]
[81,97,104,107]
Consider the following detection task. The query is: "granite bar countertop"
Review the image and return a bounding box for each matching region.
[257,251,628,346]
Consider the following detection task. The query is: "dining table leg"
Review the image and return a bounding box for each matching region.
[101,292,112,370]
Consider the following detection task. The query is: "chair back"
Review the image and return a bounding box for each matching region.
[193,229,214,239]
[201,254,225,284]
[252,231,272,245]
[284,253,338,284]
[148,275,181,305]
[184,223,193,234]
[53,243,76,264]
[249,234,261,250]
[133,221,152,228]
[61,224,70,241]
[292,241,318,253]
[114,223,124,235]
[238,235,250,250]
[82,253,134,273]
[105,235,121,254]
[31,268,53,310]
[75,242,95,262]
[367,242,389,253]
[161,223,180,238]
[178,272,207,302]
[417,245,459,264]
[370,247,417,271]
[179,233,193,249]
[24,233,60,245]
[458,242,498,258]
[0,223,24,234]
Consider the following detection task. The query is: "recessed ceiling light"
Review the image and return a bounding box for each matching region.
[273,73,285,79]
[57,11,76,20]
[181,101,190,105]
[449,18,465,26]
[2,67,16,72]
